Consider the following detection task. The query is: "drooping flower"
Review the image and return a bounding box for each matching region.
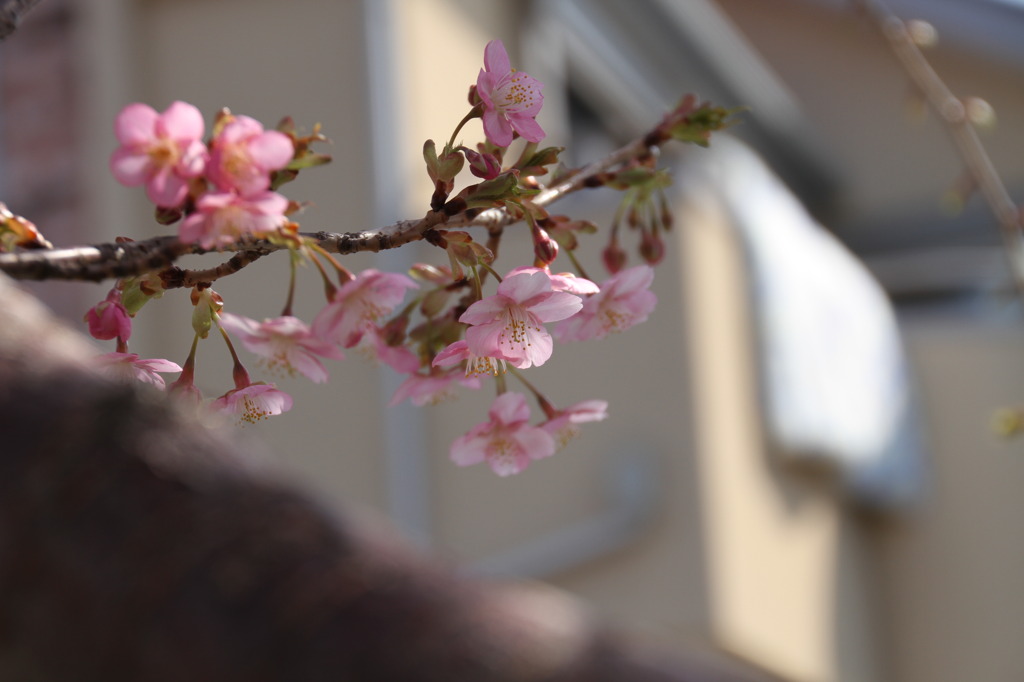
[389,369,481,407]
[555,265,657,342]
[476,40,545,147]
[212,382,293,425]
[178,190,288,249]
[208,115,294,196]
[460,268,582,369]
[95,352,182,389]
[450,392,555,476]
[218,312,344,383]
[432,339,511,377]
[84,288,133,341]
[541,399,609,450]
[312,269,419,349]
[109,101,208,207]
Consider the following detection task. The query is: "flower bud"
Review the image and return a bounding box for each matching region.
[602,239,628,274]
[639,230,665,265]
[531,224,559,266]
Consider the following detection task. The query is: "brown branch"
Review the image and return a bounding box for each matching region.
[0,135,656,286]
[854,0,1024,295]
[0,0,43,40]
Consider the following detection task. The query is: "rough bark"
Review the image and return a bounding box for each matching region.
[0,274,774,682]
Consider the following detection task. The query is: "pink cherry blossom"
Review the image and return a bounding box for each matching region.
[476,40,545,147]
[450,392,555,476]
[432,339,511,377]
[218,312,344,383]
[352,326,420,373]
[312,269,419,349]
[460,268,582,369]
[212,383,293,425]
[178,190,288,249]
[208,115,294,196]
[84,288,132,341]
[95,352,182,389]
[109,101,208,207]
[541,399,609,450]
[555,265,657,342]
[389,370,481,407]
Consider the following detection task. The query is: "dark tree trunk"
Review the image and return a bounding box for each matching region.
[0,274,775,682]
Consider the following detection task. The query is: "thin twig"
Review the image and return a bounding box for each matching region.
[854,0,1024,295]
[0,0,43,40]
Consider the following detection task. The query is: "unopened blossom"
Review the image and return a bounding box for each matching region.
[450,392,555,476]
[84,288,132,341]
[95,352,182,389]
[389,370,481,407]
[178,190,288,249]
[109,101,208,207]
[541,399,609,450]
[218,312,344,383]
[208,115,294,196]
[460,268,582,369]
[433,339,511,377]
[555,265,657,342]
[312,269,419,349]
[212,382,293,425]
[476,39,545,147]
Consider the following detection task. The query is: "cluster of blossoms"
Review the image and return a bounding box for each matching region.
[86,38,696,476]
[110,101,299,249]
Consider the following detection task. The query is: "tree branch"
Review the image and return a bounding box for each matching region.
[0,135,655,285]
[854,0,1024,295]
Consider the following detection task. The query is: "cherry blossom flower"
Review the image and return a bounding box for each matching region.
[389,370,481,407]
[212,383,293,425]
[84,288,132,341]
[476,40,545,147]
[541,399,609,450]
[432,339,511,377]
[460,268,582,369]
[109,101,208,207]
[178,190,288,249]
[208,115,294,196]
[218,312,344,383]
[555,265,657,342]
[450,392,555,476]
[95,352,182,389]
[312,269,419,349]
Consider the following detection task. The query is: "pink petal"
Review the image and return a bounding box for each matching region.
[157,101,205,140]
[109,148,150,187]
[145,167,189,207]
[481,108,513,147]
[489,392,530,425]
[483,39,511,75]
[450,433,488,467]
[509,114,545,143]
[524,291,583,323]
[498,270,553,303]
[114,103,158,146]
[513,326,554,369]
[459,295,508,326]
[248,131,294,171]
[515,427,556,461]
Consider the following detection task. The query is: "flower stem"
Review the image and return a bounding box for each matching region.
[565,248,591,281]
[218,323,250,389]
[447,104,484,151]
[508,366,556,418]
[281,249,298,317]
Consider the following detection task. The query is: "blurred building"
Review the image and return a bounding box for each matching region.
[4,0,1024,680]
